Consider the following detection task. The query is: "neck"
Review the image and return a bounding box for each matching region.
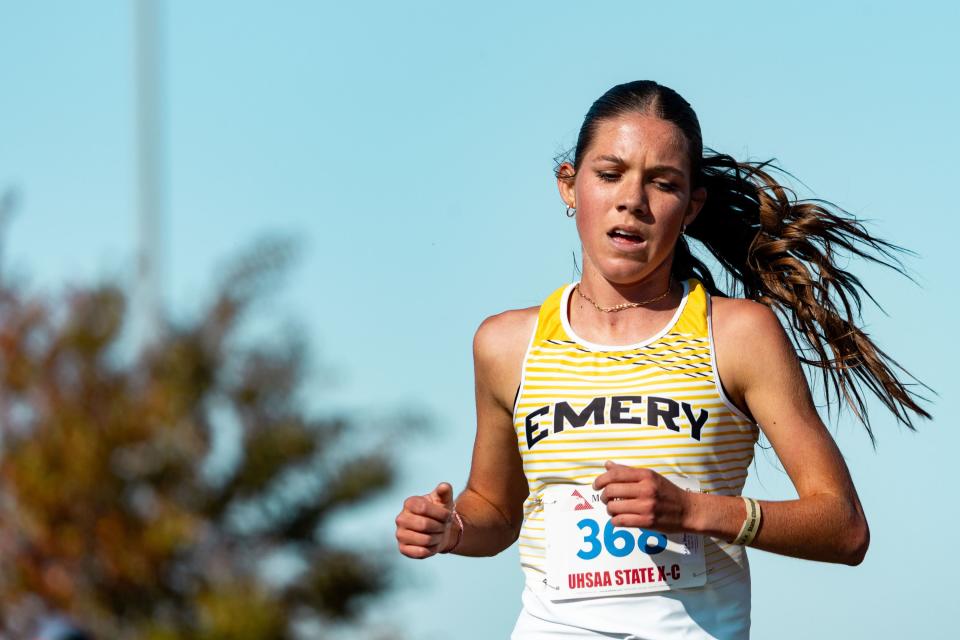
[578,260,675,309]
[567,263,685,346]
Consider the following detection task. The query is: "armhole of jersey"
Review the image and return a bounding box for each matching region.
[511,313,540,422]
[706,292,756,425]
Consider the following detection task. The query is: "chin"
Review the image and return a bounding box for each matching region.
[587,253,670,285]
[596,266,655,286]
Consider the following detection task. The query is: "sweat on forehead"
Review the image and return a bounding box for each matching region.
[585,114,692,164]
[568,81,704,173]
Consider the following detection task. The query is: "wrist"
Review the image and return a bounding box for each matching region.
[439,508,464,554]
[681,489,704,532]
[683,492,744,542]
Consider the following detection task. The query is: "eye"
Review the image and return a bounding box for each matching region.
[653,180,678,193]
[596,171,620,183]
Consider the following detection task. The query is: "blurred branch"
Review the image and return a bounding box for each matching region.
[0,232,412,639]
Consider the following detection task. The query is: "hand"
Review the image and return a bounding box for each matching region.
[592,461,692,533]
[395,482,458,559]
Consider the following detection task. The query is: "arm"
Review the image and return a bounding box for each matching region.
[395,308,534,558]
[690,297,869,564]
[595,298,869,565]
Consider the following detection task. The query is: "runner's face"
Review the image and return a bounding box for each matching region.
[559,114,705,286]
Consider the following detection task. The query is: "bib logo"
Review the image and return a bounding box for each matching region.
[571,489,593,511]
[524,395,708,449]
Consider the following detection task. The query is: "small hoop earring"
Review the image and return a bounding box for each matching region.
[566,206,576,218]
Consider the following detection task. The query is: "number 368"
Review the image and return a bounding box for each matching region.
[576,517,668,560]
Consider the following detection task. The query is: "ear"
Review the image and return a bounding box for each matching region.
[556,162,577,209]
[684,186,707,227]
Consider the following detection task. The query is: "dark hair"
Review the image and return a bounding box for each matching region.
[555,80,930,443]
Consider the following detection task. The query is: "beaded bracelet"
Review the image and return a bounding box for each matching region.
[439,507,464,554]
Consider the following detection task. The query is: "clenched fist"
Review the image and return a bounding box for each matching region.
[592,461,694,533]
[395,482,460,559]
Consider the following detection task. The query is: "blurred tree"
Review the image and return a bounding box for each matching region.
[0,206,402,639]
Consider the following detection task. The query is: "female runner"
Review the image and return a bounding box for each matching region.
[394,80,929,639]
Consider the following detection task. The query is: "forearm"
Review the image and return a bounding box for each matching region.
[443,486,521,557]
[685,491,869,565]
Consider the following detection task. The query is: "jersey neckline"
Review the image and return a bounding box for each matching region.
[558,278,692,352]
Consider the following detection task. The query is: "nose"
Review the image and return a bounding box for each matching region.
[615,177,649,217]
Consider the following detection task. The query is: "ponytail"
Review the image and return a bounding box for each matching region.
[676,151,932,444]
[563,80,931,442]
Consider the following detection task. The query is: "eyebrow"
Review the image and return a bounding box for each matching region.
[593,154,627,165]
[591,155,686,177]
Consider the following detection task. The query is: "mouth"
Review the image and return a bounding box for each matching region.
[607,227,646,247]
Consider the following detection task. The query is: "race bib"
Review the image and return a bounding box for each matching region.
[542,477,706,600]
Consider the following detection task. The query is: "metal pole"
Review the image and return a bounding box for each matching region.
[135,0,164,348]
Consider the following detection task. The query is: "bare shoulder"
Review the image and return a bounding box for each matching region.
[711,296,798,417]
[474,306,539,366]
[711,295,784,340]
[473,306,539,410]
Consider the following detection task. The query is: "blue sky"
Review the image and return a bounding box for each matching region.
[2,1,958,638]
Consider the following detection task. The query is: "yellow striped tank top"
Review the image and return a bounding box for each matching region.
[513,278,759,595]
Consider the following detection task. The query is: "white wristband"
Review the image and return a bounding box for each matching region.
[733,497,761,546]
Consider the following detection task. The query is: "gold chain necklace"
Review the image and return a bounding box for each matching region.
[575,279,673,313]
